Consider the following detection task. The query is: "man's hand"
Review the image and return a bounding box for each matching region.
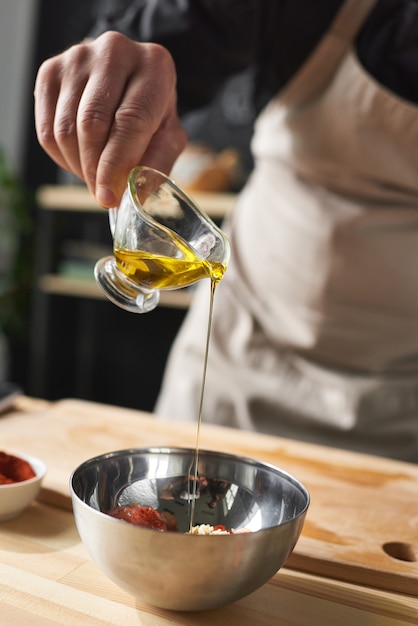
[34,31,187,207]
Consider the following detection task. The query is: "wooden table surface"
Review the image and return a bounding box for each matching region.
[0,396,417,625]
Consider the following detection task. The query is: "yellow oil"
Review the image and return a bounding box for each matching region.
[114,239,226,290]
[115,237,226,530]
[189,277,218,531]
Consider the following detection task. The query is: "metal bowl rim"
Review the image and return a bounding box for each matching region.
[70,445,310,528]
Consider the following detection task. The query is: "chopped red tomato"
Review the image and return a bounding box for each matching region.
[213,524,232,534]
[107,504,168,531]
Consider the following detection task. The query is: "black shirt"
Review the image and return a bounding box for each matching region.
[89,0,418,114]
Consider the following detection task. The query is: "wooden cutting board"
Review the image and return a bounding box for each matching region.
[1,397,417,597]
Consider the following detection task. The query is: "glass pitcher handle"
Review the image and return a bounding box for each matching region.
[94,207,160,313]
[94,256,160,314]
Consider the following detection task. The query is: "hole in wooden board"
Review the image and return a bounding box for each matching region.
[382,541,416,562]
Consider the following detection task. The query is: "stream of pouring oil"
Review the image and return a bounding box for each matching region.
[189,278,219,532]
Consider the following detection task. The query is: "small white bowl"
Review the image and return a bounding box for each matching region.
[0,453,47,521]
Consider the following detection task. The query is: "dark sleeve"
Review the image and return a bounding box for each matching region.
[356,0,418,105]
[89,0,260,114]
[88,0,343,115]
[89,0,418,111]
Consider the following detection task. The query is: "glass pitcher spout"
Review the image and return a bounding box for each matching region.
[94,166,230,314]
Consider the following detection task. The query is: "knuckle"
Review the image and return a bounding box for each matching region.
[53,100,78,142]
[54,118,76,145]
[36,122,56,151]
[35,58,62,101]
[94,30,136,62]
[64,39,96,68]
[144,42,172,64]
[95,30,129,48]
[142,43,176,85]
[115,98,155,134]
[77,103,110,136]
[36,57,58,84]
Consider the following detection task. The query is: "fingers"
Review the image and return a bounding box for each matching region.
[91,39,185,206]
[34,54,77,175]
[140,109,188,174]
[35,40,104,182]
[93,43,188,206]
[34,32,187,208]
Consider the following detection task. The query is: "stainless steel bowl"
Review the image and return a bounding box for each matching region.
[70,447,309,611]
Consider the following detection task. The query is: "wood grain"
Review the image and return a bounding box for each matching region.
[1,397,417,601]
[0,501,416,625]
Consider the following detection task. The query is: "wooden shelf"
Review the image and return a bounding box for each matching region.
[38,274,194,309]
[34,183,234,309]
[30,182,214,399]
[36,184,237,220]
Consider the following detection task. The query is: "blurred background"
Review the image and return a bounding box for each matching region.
[0,0,255,411]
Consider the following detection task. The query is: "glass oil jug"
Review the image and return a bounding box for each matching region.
[94,166,230,313]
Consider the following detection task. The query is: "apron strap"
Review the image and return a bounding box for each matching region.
[280,0,379,107]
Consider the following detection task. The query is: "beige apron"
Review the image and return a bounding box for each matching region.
[156,0,418,462]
